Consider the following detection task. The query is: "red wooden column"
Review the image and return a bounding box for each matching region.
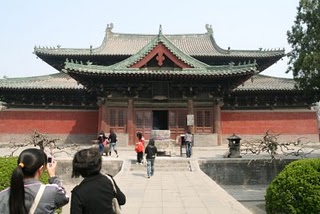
[187,98,194,133]
[213,101,222,145]
[98,102,108,133]
[127,98,135,145]
[187,99,194,114]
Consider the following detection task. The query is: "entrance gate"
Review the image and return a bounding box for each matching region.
[135,109,187,141]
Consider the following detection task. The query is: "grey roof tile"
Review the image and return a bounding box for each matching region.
[235,74,296,91]
[0,73,83,90]
[34,27,284,58]
[0,73,296,92]
[63,60,257,77]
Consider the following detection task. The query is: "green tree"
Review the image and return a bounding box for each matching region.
[287,0,320,94]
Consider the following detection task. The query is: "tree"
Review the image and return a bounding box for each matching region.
[287,0,320,94]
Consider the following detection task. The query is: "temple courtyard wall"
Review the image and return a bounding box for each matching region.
[0,108,319,145]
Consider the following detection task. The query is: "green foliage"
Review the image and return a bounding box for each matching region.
[265,158,320,213]
[0,157,49,191]
[287,0,320,96]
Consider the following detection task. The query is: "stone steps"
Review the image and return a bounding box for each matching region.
[129,159,191,172]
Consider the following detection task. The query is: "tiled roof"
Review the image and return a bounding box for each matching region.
[0,73,83,90]
[102,32,209,69]
[34,25,284,58]
[0,73,296,92]
[63,60,257,78]
[235,74,296,91]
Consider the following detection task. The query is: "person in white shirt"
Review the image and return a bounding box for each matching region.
[184,127,193,158]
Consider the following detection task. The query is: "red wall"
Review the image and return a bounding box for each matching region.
[221,111,319,135]
[0,110,98,134]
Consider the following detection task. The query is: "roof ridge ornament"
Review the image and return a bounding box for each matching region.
[106,23,114,33]
[205,24,213,34]
[159,24,163,35]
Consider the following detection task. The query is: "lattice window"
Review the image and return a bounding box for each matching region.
[145,112,152,129]
[118,110,125,127]
[110,109,116,127]
[169,111,176,127]
[109,108,126,128]
[136,112,143,128]
[169,110,186,128]
[204,111,211,127]
[196,111,203,127]
[178,111,186,128]
[196,110,211,128]
[136,111,152,129]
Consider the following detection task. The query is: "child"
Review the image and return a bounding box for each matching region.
[97,131,107,156]
[145,138,158,178]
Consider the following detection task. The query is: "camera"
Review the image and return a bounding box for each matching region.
[47,157,53,163]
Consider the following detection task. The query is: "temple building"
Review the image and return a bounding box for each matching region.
[0,24,319,145]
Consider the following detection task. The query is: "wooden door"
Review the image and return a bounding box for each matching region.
[135,110,152,140]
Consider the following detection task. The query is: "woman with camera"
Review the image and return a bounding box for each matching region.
[0,148,69,214]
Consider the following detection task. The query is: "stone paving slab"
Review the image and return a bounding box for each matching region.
[114,170,251,214]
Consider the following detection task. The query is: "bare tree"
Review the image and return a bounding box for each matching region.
[241,131,319,160]
[6,130,81,157]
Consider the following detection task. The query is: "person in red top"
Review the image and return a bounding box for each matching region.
[135,132,145,164]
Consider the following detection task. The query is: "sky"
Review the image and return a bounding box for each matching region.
[0,0,300,79]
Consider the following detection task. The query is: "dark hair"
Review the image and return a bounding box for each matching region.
[136,132,143,140]
[186,127,191,134]
[72,148,101,178]
[9,148,47,214]
[148,138,155,146]
[97,131,106,144]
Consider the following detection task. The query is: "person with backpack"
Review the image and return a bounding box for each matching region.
[144,138,158,178]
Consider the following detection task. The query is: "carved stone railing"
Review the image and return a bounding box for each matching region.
[151,130,175,156]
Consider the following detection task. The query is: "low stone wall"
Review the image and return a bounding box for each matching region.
[0,134,96,145]
[0,133,129,146]
[194,134,218,146]
[221,134,320,145]
[199,159,296,185]
[55,159,123,184]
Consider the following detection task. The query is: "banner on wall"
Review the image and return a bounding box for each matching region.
[187,114,194,126]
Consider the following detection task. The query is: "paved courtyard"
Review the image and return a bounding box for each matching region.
[1,143,319,214]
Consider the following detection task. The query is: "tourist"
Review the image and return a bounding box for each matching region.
[97,131,108,156]
[145,138,158,178]
[0,148,69,213]
[108,128,119,157]
[184,127,193,158]
[70,148,126,213]
[135,132,145,164]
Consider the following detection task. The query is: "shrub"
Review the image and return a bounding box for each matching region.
[0,157,49,191]
[265,158,320,214]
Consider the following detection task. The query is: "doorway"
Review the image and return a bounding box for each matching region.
[153,110,168,130]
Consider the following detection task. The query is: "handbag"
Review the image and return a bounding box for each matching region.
[106,175,122,214]
[29,184,45,214]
